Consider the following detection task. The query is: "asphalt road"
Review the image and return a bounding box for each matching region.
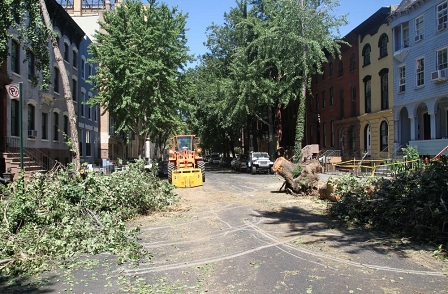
[12,163,448,293]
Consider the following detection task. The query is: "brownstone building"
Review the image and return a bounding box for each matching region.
[307,28,361,160]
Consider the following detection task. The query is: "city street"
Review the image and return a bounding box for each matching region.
[33,164,448,293]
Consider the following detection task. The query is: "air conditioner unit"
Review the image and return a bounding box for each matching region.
[414,34,423,42]
[431,69,447,82]
[438,22,447,31]
[28,130,37,137]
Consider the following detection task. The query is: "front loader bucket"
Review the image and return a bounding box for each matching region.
[172,168,203,188]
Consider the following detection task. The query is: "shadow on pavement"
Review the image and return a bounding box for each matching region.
[252,205,428,260]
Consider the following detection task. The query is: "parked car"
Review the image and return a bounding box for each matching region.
[247,152,274,174]
[231,154,249,172]
[210,153,221,164]
[219,156,233,167]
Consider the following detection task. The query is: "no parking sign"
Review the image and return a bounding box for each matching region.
[5,83,21,99]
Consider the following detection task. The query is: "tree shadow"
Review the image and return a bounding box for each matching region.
[251,205,433,260]
[0,275,57,294]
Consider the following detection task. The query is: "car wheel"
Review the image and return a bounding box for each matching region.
[251,166,256,175]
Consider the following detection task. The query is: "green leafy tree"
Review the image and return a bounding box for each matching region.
[232,0,347,162]
[1,0,81,171]
[88,0,193,157]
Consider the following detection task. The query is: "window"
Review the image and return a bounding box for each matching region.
[393,22,409,51]
[11,40,20,74]
[73,50,77,69]
[329,87,334,106]
[415,15,424,40]
[315,92,319,110]
[54,67,60,93]
[79,128,83,156]
[81,92,85,117]
[331,120,334,147]
[329,62,333,76]
[416,57,425,86]
[53,112,59,141]
[322,90,326,108]
[351,86,357,116]
[380,121,388,152]
[362,44,371,66]
[338,60,343,77]
[364,76,371,113]
[437,48,447,70]
[42,112,48,140]
[380,71,389,110]
[437,1,447,31]
[94,106,97,121]
[11,99,19,136]
[89,64,93,78]
[309,95,313,109]
[379,34,388,58]
[339,89,344,119]
[28,104,35,132]
[27,51,35,80]
[349,53,356,71]
[321,65,325,80]
[323,122,327,147]
[87,96,91,119]
[86,131,91,157]
[399,65,406,92]
[72,79,77,101]
[63,115,69,141]
[64,42,69,62]
[81,58,85,79]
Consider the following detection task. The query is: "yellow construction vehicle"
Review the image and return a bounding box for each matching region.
[167,135,205,188]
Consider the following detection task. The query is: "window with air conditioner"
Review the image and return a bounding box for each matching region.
[437,1,447,31]
[415,15,424,42]
[28,130,37,138]
[432,48,447,82]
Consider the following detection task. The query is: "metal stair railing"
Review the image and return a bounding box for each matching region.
[5,136,57,171]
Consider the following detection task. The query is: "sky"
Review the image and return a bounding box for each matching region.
[149,0,400,66]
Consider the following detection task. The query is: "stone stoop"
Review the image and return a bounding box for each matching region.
[3,153,46,181]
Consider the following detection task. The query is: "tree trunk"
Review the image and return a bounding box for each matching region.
[273,157,298,191]
[273,157,322,196]
[40,0,80,173]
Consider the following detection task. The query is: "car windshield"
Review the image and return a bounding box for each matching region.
[253,153,268,159]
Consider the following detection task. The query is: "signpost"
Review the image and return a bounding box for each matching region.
[5,82,24,171]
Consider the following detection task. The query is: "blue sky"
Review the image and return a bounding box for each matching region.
[151,0,399,65]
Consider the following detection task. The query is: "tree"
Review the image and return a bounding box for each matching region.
[232,0,347,162]
[88,0,193,157]
[0,0,81,172]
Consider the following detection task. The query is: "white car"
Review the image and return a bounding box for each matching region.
[247,152,274,174]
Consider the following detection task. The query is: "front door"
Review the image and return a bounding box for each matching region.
[423,112,431,140]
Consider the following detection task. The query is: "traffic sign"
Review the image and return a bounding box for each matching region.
[5,83,20,99]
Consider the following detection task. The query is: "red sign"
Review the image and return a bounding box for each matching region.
[5,83,20,99]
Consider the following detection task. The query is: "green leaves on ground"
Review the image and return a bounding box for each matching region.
[0,160,177,277]
[328,157,448,258]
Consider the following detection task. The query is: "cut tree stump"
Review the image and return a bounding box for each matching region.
[273,157,322,196]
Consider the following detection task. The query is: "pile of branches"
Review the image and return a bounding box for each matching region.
[0,160,177,277]
[328,157,448,257]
